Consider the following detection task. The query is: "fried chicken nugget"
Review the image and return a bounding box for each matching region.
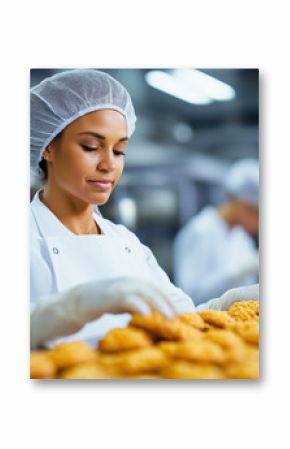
[101,347,169,373]
[204,328,244,348]
[231,321,259,345]
[178,312,206,330]
[49,341,98,370]
[228,300,259,322]
[161,361,224,379]
[99,327,152,353]
[197,310,235,329]
[30,351,57,379]
[59,363,120,379]
[203,329,248,363]
[130,311,203,341]
[157,341,181,357]
[171,340,226,365]
[113,372,161,379]
[224,357,259,379]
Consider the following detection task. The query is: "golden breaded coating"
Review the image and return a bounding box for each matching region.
[224,359,259,379]
[59,363,120,379]
[130,311,203,341]
[197,310,235,328]
[157,341,181,357]
[228,301,259,322]
[30,351,57,379]
[178,312,206,330]
[231,321,259,345]
[127,374,161,379]
[104,347,169,373]
[171,340,226,365]
[49,341,98,370]
[114,372,161,379]
[243,345,259,363]
[99,327,152,353]
[98,352,124,367]
[161,361,224,379]
[204,329,244,349]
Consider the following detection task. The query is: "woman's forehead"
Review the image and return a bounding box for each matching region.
[66,109,128,136]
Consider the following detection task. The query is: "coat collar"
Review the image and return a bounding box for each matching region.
[30,189,107,238]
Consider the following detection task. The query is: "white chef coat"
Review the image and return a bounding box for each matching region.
[30,190,194,346]
[173,206,258,305]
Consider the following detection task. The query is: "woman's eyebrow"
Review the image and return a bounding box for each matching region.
[77,131,128,142]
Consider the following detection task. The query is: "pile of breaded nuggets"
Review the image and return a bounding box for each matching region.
[31,300,259,379]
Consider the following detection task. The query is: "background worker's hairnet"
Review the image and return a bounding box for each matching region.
[30,69,137,182]
[223,158,259,206]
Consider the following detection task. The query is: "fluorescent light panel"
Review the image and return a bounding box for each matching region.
[145,70,212,104]
[145,69,236,104]
[173,69,236,101]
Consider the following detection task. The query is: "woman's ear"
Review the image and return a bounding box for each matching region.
[43,143,54,162]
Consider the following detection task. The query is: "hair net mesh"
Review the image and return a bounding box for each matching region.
[223,158,259,206]
[30,69,137,182]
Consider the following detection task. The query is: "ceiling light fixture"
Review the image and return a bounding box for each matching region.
[173,69,236,101]
[145,69,236,104]
[145,70,212,105]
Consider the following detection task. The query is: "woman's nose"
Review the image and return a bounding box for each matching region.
[97,148,116,171]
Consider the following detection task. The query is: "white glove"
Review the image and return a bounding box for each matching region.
[226,252,259,282]
[196,284,259,311]
[30,277,177,349]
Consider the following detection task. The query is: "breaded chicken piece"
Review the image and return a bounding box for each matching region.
[204,328,244,349]
[178,312,206,330]
[130,311,203,341]
[231,321,259,345]
[99,327,152,353]
[228,301,259,322]
[197,310,235,329]
[224,358,259,379]
[59,363,119,379]
[30,351,57,379]
[171,340,226,365]
[157,341,182,357]
[49,341,98,370]
[161,361,224,379]
[100,347,168,373]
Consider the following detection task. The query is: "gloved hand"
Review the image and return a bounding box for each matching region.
[196,284,259,311]
[30,277,177,349]
[226,252,259,282]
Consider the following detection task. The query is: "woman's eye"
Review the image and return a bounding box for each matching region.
[81,144,98,152]
[114,150,126,156]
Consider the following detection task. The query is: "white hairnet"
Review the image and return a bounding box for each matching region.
[223,158,259,206]
[30,69,137,182]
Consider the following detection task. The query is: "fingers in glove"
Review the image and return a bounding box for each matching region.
[121,290,176,319]
[120,296,152,315]
[137,289,177,319]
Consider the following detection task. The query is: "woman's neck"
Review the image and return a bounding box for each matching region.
[40,185,100,235]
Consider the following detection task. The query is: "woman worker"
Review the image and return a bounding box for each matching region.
[30,69,259,349]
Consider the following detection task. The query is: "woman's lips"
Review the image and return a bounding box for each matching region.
[87,180,113,191]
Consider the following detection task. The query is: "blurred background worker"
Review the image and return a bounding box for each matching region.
[173,158,259,305]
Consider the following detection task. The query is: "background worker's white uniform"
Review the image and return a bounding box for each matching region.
[31,191,194,347]
[173,206,258,305]
[173,158,259,305]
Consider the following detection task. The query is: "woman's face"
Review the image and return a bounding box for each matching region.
[44,109,128,205]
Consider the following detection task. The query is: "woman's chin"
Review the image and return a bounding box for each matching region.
[88,192,111,205]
